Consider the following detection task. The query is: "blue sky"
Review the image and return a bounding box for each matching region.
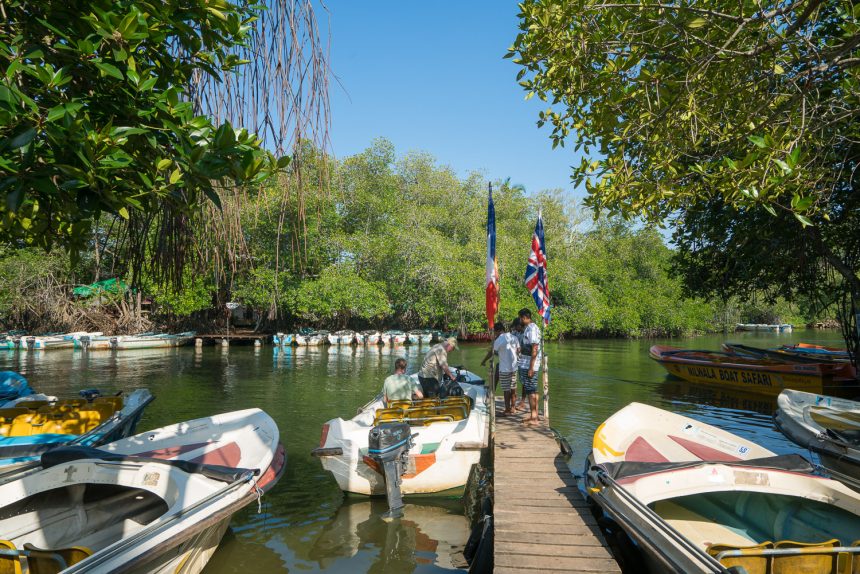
[323,1,585,198]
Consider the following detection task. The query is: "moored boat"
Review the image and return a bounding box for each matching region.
[307,331,329,346]
[780,342,851,360]
[379,332,391,346]
[723,342,856,379]
[650,344,852,395]
[353,332,365,344]
[294,333,308,346]
[586,402,860,573]
[0,408,284,573]
[273,332,293,346]
[312,368,488,513]
[362,330,381,345]
[76,332,195,351]
[775,389,860,490]
[21,332,103,351]
[0,381,153,470]
[383,330,406,345]
[406,331,419,344]
[328,330,355,345]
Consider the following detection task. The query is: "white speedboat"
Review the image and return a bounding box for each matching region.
[22,332,102,351]
[0,408,284,573]
[383,330,406,345]
[76,332,195,350]
[273,333,293,346]
[328,330,355,345]
[775,389,860,490]
[313,369,488,514]
[379,332,391,346]
[362,331,381,345]
[586,403,860,573]
[307,331,329,346]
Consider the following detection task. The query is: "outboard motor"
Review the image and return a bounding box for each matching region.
[368,422,414,520]
[109,336,119,349]
[80,335,91,350]
[24,336,35,351]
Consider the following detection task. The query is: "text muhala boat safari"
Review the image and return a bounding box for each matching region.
[650,345,855,395]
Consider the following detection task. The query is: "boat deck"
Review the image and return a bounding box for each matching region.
[493,400,621,573]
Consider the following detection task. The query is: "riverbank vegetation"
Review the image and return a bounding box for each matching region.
[0,139,831,338]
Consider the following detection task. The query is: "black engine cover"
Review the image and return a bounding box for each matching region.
[368,422,412,462]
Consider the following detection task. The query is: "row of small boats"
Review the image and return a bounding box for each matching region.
[586,397,860,573]
[274,329,446,347]
[1,331,196,351]
[651,341,856,396]
[0,371,284,573]
[735,323,794,332]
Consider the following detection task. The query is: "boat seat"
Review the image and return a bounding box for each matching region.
[772,539,841,574]
[406,415,454,426]
[22,544,92,574]
[0,409,29,424]
[0,540,23,574]
[387,400,415,410]
[707,541,773,574]
[10,409,102,436]
[373,408,405,426]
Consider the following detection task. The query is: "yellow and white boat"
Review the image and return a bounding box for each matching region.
[587,403,860,573]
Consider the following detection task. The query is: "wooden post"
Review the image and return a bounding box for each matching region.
[542,354,549,425]
[488,337,496,436]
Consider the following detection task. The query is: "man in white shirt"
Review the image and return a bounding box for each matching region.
[517,308,542,425]
[481,322,520,415]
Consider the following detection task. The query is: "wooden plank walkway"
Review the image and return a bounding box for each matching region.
[493,401,621,573]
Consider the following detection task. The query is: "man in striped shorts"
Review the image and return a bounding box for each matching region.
[482,322,520,415]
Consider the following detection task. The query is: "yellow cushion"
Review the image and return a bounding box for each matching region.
[707,541,773,574]
[773,539,840,574]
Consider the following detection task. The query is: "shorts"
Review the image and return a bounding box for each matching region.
[499,371,516,392]
[518,367,538,395]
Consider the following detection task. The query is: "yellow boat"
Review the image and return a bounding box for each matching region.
[650,345,855,396]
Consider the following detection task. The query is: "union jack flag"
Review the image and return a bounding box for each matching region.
[525,211,550,325]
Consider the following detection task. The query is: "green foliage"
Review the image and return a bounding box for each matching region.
[509,0,859,224]
[289,265,389,325]
[142,272,213,317]
[0,0,287,254]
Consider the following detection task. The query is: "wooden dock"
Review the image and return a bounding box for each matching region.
[492,401,621,573]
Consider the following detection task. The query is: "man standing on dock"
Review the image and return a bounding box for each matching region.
[517,308,541,425]
[418,337,457,397]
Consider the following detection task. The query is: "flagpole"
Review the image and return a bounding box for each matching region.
[486,183,496,436]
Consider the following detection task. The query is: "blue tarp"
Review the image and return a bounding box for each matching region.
[0,371,33,402]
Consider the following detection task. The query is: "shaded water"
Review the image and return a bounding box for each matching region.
[0,329,848,572]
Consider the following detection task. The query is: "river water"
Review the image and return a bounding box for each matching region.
[0,330,848,573]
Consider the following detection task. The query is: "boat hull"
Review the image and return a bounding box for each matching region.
[650,345,845,395]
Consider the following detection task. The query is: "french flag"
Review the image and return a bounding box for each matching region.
[486,186,499,329]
